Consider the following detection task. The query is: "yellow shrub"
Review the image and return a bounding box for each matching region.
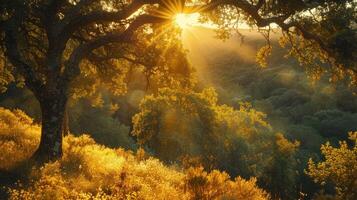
[7,134,187,200]
[0,107,270,199]
[184,167,270,200]
[0,107,40,170]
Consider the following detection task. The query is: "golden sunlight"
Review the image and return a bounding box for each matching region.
[175,13,200,28]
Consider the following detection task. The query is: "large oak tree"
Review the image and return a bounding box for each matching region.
[0,0,356,162]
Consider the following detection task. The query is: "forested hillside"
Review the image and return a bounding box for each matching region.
[184,26,357,143]
[182,27,357,198]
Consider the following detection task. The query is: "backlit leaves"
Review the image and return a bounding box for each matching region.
[306,132,357,200]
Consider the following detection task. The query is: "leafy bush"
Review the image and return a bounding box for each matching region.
[0,107,269,200]
[0,107,40,170]
[8,135,187,200]
[184,167,269,200]
[306,132,357,200]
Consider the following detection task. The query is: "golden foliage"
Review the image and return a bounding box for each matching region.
[0,107,40,170]
[306,132,357,200]
[131,87,273,172]
[0,53,15,93]
[7,134,187,200]
[275,133,300,156]
[183,167,269,200]
[132,87,271,146]
[0,107,270,200]
[278,31,357,87]
[256,45,272,68]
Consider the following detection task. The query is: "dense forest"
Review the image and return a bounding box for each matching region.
[1,0,356,200]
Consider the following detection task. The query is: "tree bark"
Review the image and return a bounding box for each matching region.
[32,93,68,162]
[62,106,70,136]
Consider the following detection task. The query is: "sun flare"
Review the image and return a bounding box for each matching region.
[175,13,200,28]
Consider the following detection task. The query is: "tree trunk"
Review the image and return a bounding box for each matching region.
[62,106,70,136]
[33,93,68,162]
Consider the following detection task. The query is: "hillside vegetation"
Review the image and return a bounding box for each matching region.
[0,107,269,200]
[1,28,356,200]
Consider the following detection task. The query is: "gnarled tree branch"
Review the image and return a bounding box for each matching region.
[46,0,160,72]
[3,20,44,96]
[63,14,167,82]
